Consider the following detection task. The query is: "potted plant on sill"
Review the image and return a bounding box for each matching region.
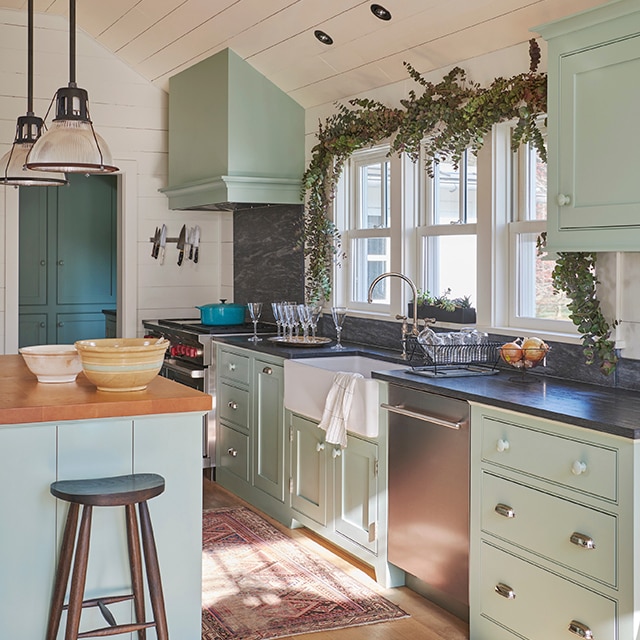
[408,289,477,324]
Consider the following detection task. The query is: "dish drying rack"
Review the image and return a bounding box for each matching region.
[406,335,503,377]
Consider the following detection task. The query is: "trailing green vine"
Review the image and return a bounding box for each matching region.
[302,40,546,302]
[538,234,618,375]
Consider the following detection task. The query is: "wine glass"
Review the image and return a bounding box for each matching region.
[247,302,263,342]
[271,302,282,337]
[331,306,348,350]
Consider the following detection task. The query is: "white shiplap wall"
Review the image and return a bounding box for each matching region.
[0,8,233,353]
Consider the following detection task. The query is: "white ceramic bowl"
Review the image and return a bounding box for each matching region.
[75,338,169,392]
[19,344,83,383]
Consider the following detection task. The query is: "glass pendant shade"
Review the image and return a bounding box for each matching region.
[0,115,67,186]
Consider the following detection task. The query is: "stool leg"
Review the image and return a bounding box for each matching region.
[138,501,169,640]
[65,505,93,640]
[125,504,147,640]
[46,503,80,640]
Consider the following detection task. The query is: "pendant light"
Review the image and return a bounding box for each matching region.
[26,0,118,174]
[0,0,67,186]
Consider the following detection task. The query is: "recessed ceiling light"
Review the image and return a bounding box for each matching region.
[371,4,392,21]
[314,29,334,45]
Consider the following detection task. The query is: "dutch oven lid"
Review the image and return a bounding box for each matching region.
[196,299,245,310]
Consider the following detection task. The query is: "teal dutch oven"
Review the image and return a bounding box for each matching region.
[196,300,246,325]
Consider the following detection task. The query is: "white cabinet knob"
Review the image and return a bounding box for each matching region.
[557,193,572,206]
[496,439,510,453]
[571,460,587,476]
[228,363,236,371]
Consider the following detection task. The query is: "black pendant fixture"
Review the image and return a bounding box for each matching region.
[0,0,67,186]
[26,0,118,174]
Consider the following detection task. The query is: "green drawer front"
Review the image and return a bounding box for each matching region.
[479,542,617,640]
[480,416,618,501]
[218,424,249,481]
[219,383,249,430]
[219,348,250,385]
[481,472,617,587]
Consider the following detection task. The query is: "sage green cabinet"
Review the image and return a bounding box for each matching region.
[469,403,638,640]
[215,344,289,522]
[537,0,640,251]
[290,412,328,526]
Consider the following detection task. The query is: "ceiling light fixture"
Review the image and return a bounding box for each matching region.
[314,30,334,45]
[0,0,67,186]
[26,0,118,174]
[371,4,392,21]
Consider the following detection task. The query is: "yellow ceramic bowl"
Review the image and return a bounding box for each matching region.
[74,338,169,392]
[19,344,83,383]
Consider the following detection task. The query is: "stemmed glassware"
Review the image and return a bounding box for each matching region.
[310,303,323,340]
[271,302,282,337]
[297,304,312,341]
[247,302,263,342]
[330,306,348,350]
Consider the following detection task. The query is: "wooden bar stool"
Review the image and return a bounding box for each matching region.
[46,473,169,640]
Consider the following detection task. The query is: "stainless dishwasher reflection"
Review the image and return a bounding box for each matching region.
[382,384,470,618]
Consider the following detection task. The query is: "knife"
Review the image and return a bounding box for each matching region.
[188,227,195,261]
[151,227,160,258]
[193,225,200,264]
[159,224,167,265]
[177,224,187,266]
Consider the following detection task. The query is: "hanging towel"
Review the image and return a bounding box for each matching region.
[317,371,364,448]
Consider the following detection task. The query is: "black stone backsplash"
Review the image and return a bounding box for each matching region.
[318,314,638,391]
[233,204,305,323]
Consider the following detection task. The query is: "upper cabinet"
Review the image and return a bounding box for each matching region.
[535,0,640,252]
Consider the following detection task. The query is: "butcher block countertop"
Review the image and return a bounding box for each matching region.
[0,355,211,425]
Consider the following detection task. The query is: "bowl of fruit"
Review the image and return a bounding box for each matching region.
[500,337,549,379]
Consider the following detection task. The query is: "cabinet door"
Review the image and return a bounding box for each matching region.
[134,414,203,640]
[334,435,378,553]
[253,359,285,501]
[0,423,56,640]
[18,313,48,347]
[548,31,640,249]
[290,413,327,525]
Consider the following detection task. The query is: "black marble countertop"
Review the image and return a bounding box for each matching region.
[213,335,640,440]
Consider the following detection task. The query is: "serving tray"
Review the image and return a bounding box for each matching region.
[267,336,332,347]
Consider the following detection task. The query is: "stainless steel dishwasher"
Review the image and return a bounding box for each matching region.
[383,383,470,618]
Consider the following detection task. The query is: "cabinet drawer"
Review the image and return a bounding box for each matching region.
[480,416,617,501]
[217,424,249,482]
[478,542,616,640]
[218,382,249,430]
[218,348,250,385]
[481,472,617,587]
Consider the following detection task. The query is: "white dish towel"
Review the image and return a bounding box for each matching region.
[318,371,364,448]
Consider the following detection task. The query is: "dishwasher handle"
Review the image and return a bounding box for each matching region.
[381,402,466,430]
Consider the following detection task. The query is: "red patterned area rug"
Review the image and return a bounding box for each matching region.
[201,506,408,639]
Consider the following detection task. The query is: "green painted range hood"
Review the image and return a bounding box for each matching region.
[160,49,304,211]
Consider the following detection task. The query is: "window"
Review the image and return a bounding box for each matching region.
[338,147,396,309]
[508,127,570,329]
[417,149,478,305]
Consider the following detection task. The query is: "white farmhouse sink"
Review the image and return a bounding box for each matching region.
[283,356,400,438]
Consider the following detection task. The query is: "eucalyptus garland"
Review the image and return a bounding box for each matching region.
[302,39,546,302]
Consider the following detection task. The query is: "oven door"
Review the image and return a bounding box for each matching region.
[160,358,205,391]
[159,359,213,469]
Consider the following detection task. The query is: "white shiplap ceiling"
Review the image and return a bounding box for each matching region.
[0,0,612,108]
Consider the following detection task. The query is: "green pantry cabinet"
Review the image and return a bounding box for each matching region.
[18,174,117,347]
[0,414,203,640]
[469,404,638,640]
[536,0,640,252]
[215,343,398,586]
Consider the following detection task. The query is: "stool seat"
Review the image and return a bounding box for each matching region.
[50,473,165,506]
[46,472,169,640]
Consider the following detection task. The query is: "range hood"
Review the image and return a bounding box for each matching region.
[160,49,304,211]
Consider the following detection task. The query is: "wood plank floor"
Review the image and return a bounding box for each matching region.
[203,478,469,640]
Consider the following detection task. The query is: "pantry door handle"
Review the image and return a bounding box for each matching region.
[568,620,593,639]
[494,583,516,600]
[570,532,596,550]
[380,403,465,430]
[495,503,516,518]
